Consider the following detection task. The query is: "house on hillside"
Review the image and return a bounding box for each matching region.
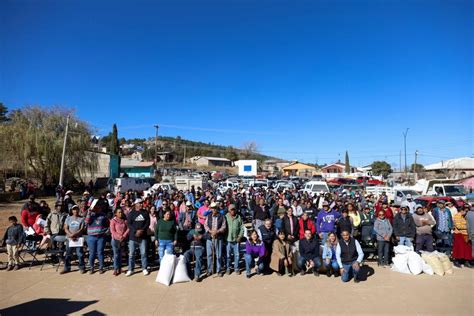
[261,159,290,175]
[282,162,318,177]
[188,156,232,167]
[120,158,155,177]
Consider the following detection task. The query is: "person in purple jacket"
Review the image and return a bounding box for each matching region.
[316,201,341,244]
[244,230,266,278]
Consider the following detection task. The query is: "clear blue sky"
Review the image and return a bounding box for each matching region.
[1,0,473,168]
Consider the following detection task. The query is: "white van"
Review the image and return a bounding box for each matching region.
[143,183,177,197]
[114,178,151,194]
[393,189,420,206]
[302,181,330,195]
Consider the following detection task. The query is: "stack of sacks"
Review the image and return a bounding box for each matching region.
[156,254,191,286]
[391,245,433,275]
[420,251,454,276]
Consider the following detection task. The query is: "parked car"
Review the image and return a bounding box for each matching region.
[143,182,176,196]
[393,189,420,206]
[275,181,296,191]
[414,196,465,211]
[114,177,151,194]
[301,181,330,195]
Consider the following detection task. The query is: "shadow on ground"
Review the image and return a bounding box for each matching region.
[0,298,101,316]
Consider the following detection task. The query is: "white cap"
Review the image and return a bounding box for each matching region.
[186,201,192,206]
[406,194,412,199]
[66,190,73,195]
[210,202,218,208]
[133,198,143,205]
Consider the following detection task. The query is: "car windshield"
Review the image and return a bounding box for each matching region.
[402,190,418,196]
[414,199,428,207]
[312,185,328,192]
[444,185,467,196]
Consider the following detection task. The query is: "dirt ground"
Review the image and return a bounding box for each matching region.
[0,261,473,315]
[1,199,473,315]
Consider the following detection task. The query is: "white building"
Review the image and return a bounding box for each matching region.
[424,157,474,179]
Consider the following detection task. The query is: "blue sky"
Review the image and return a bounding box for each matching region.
[1,0,473,168]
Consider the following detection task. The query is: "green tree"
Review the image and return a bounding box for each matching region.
[0,102,9,122]
[411,163,424,173]
[0,106,97,187]
[345,150,350,173]
[109,123,119,155]
[371,161,393,178]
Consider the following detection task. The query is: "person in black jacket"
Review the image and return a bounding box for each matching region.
[297,229,322,276]
[336,209,352,237]
[393,205,416,247]
[126,198,151,276]
[258,219,276,271]
[253,198,270,230]
[282,207,299,243]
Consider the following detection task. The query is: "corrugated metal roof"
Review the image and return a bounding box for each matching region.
[425,157,474,170]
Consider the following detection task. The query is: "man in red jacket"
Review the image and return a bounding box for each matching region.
[299,211,316,240]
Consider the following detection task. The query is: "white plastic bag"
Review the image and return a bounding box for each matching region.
[172,256,191,284]
[393,245,413,254]
[421,258,434,276]
[156,254,177,286]
[391,253,411,274]
[407,251,423,275]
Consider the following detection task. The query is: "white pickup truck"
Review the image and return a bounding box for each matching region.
[422,180,467,200]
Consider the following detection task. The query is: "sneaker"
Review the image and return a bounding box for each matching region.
[218,271,224,277]
[60,269,70,275]
[194,277,202,282]
[464,261,473,268]
[125,270,133,277]
[354,277,360,283]
[89,269,95,275]
[79,269,86,274]
[143,269,150,276]
[246,274,251,279]
[313,271,319,277]
[453,262,462,268]
[236,270,241,275]
[99,269,105,275]
[226,270,231,275]
[6,265,13,271]
[326,270,331,277]
[300,270,305,276]
[13,265,19,271]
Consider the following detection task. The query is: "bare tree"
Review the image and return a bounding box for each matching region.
[241,141,258,159]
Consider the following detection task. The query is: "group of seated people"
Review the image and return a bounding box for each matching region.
[2,187,473,283]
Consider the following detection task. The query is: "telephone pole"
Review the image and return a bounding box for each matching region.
[154,125,159,173]
[414,150,419,179]
[403,128,409,176]
[59,115,70,188]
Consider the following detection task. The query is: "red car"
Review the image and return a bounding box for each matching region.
[414,196,465,211]
[356,176,384,185]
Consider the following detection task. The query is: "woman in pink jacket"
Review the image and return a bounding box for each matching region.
[110,208,129,276]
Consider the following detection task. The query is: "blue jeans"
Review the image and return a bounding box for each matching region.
[398,237,413,247]
[87,235,105,270]
[226,241,240,272]
[324,258,339,271]
[377,240,390,265]
[320,232,330,245]
[111,239,123,270]
[434,230,452,248]
[206,239,223,274]
[341,261,360,282]
[158,240,174,263]
[128,239,148,272]
[184,245,204,279]
[64,242,84,271]
[297,256,322,271]
[244,253,264,275]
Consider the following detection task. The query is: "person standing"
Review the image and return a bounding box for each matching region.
[155,210,177,263]
[452,205,473,268]
[282,207,299,243]
[62,206,86,274]
[2,216,25,271]
[225,204,243,275]
[110,208,129,276]
[432,200,454,249]
[85,199,109,274]
[204,202,227,277]
[374,210,393,266]
[393,204,416,247]
[412,205,436,252]
[126,198,151,276]
[258,219,276,272]
[466,204,474,261]
[316,201,340,244]
[253,198,270,230]
[336,230,364,283]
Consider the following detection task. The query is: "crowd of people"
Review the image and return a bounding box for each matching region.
[3,184,474,283]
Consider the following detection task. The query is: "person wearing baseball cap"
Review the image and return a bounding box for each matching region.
[204,200,227,277]
[225,204,244,275]
[315,200,341,244]
[432,199,454,249]
[62,205,86,274]
[126,197,150,277]
[393,203,416,247]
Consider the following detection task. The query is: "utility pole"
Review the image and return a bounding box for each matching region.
[59,115,70,188]
[399,150,402,173]
[403,128,409,176]
[154,124,159,167]
[183,144,186,165]
[414,150,419,180]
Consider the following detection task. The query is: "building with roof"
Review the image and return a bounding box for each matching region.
[261,159,291,175]
[424,157,474,179]
[188,156,232,167]
[282,162,318,177]
[120,158,155,177]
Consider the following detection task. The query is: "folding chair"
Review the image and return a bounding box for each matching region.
[0,239,7,269]
[41,248,65,271]
[18,242,41,269]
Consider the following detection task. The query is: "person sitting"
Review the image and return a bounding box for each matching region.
[412,205,436,253]
[297,229,322,276]
[45,201,68,250]
[270,230,293,276]
[374,210,392,266]
[393,203,416,247]
[322,232,340,277]
[336,230,364,283]
[244,230,266,278]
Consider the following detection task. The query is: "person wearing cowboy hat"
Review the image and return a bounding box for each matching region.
[204,201,227,277]
[393,202,416,247]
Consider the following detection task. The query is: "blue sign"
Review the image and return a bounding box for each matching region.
[244,165,252,172]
